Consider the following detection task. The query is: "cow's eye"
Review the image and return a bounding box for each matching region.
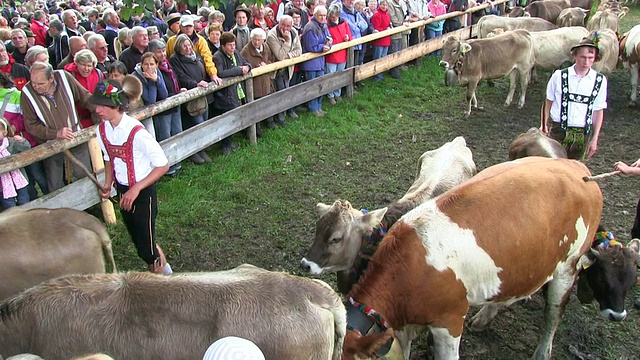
[329,237,342,244]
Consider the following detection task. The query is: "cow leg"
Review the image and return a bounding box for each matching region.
[466,82,479,117]
[629,64,639,107]
[427,326,462,360]
[504,70,518,107]
[532,274,574,360]
[394,325,423,360]
[517,68,529,109]
[468,304,502,332]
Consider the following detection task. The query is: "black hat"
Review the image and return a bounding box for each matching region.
[90,80,129,107]
[233,4,252,19]
[571,33,601,60]
[166,12,182,27]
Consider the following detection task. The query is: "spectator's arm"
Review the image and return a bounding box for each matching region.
[213,53,244,78]
[21,92,56,141]
[196,37,218,76]
[169,57,199,89]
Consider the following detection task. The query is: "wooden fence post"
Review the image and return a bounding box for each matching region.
[346,47,355,100]
[87,138,116,224]
[244,79,257,145]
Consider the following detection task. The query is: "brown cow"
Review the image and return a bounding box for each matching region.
[619,24,640,106]
[440,30,535,117]
[556,7,589,27]
[0,265,345,360]
[300,137,476,294]
[342,157,604,360]
[508,127,567,159]
[0,208,116,301]
[477,14,557,38]
[509,0,572,23]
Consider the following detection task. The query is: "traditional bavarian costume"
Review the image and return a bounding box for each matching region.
[93,81,169,269]
[546,65,607,160]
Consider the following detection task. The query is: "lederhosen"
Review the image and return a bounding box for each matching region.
[99,123,160,265]
[551,68,604,160]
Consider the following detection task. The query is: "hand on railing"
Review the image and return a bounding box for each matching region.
[197,80,209,88]
[56,127,75,141]
[210,74,223,86]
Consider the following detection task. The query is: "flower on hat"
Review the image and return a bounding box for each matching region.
[97,81,123,106]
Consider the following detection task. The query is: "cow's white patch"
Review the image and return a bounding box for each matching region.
[300,258,324,275]
[550,216,591,304]
[428,326,462,360]
[536,136,557,161]
[559,234,569,247]
[403,202,502,304]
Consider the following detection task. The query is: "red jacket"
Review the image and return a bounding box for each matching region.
[30,19,48,47]
[325,19,352,64]
[64,62,103,129]
[370,7,391,47]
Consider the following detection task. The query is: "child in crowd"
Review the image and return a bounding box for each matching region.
[0,118,30,210]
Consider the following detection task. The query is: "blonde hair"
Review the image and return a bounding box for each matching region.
[0,118,15,137]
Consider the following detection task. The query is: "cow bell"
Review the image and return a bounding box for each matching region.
[445,69,458,87]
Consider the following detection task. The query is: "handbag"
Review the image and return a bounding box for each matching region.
[186,96,207,117]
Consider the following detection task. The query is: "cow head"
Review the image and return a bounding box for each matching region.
[342,328,395,360]
[300,200,387,275]
[440,37,472,86]
[576,234,639,321]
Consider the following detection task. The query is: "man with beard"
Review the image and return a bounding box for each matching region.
[21,61,99,192]
[0,41,29,90]
[165,16,223,83]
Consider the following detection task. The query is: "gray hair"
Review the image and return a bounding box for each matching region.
[30,61,54,79]
[279,15,293,25]
[33,9,45,21]
[117,28,131,43]
[85,8,99,18]
[209,10,225,23]
[25,45,49,67]
[74,49,98,66]
[10,28,26,39]
[327,3,342,16]
[49,19,64,31]
[313,4,327,15]
[250,27,266,40]
[87,34,106,50]
[148,39,166,52]
[102,9,117,23]
[130,26,147,39]
[62,9,77,22]
[146,26,158,36]
[173,34,191,55]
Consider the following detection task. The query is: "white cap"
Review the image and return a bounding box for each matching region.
[179,15,194,27]
[203,337,265,360]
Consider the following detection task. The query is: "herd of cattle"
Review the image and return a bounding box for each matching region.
[1,127,639,359]
[440,0,640,116]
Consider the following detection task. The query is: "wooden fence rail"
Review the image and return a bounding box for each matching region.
[6,1,503,211]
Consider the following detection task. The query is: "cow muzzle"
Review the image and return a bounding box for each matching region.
[601,308,627,321]
[439,60,449,68]
[300,258,324,275]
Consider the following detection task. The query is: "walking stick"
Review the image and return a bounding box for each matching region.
[63,149,117,205]
[582,171,621,182]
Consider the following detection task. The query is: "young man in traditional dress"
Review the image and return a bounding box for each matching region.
[541,35,608,160]
[92,79,172,274]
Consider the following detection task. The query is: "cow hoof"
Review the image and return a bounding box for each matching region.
[628,101,637,107]
[634,297,640,309]
[517,103,525,109]
[476,106,485,111]
[468,319,489,332]
[503,102,512,107]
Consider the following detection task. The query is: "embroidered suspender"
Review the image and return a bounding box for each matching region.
[559,68,604,135]
[99,123,144,186]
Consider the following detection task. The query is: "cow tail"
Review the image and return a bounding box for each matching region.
[88,217,118,273]
[330,299,346,360]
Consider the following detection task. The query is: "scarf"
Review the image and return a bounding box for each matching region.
[158,60,179,94]
[0,55,15,73]
[0,137,28,198]
[236,25,249,33]
[185,52,197,61]
[228,52,245,100]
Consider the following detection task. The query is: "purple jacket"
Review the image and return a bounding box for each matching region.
[300,18,332,72]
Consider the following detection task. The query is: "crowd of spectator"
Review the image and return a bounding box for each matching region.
[0,0,485,209]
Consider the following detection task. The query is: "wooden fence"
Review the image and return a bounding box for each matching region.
[0,1,505,212]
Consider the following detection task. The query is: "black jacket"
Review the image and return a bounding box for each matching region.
[211,49,251,111]
[118,45,147,74]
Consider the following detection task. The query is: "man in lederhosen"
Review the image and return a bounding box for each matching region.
[541,35,608,160]
[92,79,172,275]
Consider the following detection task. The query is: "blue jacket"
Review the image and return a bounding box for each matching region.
[133,64,169,105]
[340,4,369,51]
[301,18,332,72]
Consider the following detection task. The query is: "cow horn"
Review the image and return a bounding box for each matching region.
[590,248,600,257]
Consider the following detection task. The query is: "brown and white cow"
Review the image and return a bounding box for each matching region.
[477,14,557,39]
[0,208,117,301]
[556,7,589,27]
[440,30,535,117]
[508,127,567,159]
[342,157,603,360]
[300,137,476,294]
[0,264,345,360]
[619,24,640,106]
[509,0,572,23]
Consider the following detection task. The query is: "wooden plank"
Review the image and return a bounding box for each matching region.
[22,172,112,210]
[355,26,474,82]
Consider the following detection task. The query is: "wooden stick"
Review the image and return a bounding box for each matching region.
[582,171,621,182]
[63,149,103,190]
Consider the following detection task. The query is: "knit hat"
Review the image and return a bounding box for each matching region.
[202,337,265,360]
[90,80,129,107]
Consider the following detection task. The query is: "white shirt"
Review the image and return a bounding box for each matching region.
[546,65,608,128]
[96,113,168,186]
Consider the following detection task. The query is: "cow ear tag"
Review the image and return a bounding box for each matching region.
[577,255,594,271]
[461,43,472,54]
